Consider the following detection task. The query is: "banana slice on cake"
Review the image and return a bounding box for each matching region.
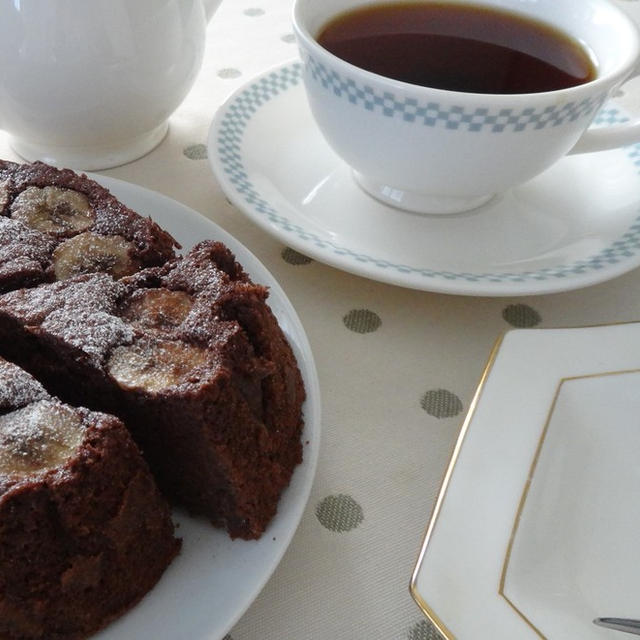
[108,337,208,392]
[10,186,96,236]
[52,231,139,280]
[0,400,84,477]
[121,289,194,332]
[0,180,10,213]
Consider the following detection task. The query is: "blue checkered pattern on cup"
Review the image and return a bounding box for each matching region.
[305,55,607,133]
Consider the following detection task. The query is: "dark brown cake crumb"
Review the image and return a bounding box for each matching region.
[0,358,49,411]
[0,160,307,637]
[0,358,180,640]
[0,217,57,293]
[0,240,305,540]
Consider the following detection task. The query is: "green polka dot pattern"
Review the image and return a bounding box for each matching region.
[281,247,312,265]
[343,309,382,333]
[502,303,542,327]
[218,68,242,79]
[316,494,364,532]
[183,144,208,160]
[408,619,444,640]
[421,389,463,418]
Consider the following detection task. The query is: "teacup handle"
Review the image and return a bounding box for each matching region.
[570,70,640,154]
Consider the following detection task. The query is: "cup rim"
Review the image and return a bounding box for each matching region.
[292,0,640,101]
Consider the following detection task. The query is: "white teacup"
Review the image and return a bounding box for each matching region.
[0,0,222,170]
[293,0,640,214]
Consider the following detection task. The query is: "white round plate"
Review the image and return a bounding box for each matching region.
[208,60,640,297]
[90,175,321,640]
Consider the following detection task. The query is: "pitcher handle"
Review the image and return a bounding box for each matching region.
[202,0,223,22]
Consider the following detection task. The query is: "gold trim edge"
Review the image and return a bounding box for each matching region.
[499,367,640,639]
[409,330,506,640]
[408,320,640,639]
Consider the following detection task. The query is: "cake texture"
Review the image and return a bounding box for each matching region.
[0,240,306,539]
[0,358,180,640]
[0,160,178,292]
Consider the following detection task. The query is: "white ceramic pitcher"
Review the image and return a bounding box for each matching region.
[0,0,223,170]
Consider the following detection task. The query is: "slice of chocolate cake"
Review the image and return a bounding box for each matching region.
[0,240,305,540]
[0,358,180,640]
[0,160,178,292]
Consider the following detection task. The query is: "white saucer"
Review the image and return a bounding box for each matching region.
[208,60,640,297]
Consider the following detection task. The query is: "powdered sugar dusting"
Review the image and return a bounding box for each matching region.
[0,217,56,270]
[0,273,125,324]
[42,309,134,367]
[0,274,134,366]
[163,241,246,295]
[0,359,50,411]
[0,399,84,477]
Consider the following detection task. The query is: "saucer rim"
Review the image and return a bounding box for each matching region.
[207,58,640,297]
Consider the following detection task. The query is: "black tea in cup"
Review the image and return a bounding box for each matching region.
[316,2,597,94]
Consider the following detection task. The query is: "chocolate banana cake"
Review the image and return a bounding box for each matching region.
[0,160,178,292]
[0,240,305,540]
[0,358,180,640]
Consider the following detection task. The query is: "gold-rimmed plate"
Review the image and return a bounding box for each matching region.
[410,322,640,639]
